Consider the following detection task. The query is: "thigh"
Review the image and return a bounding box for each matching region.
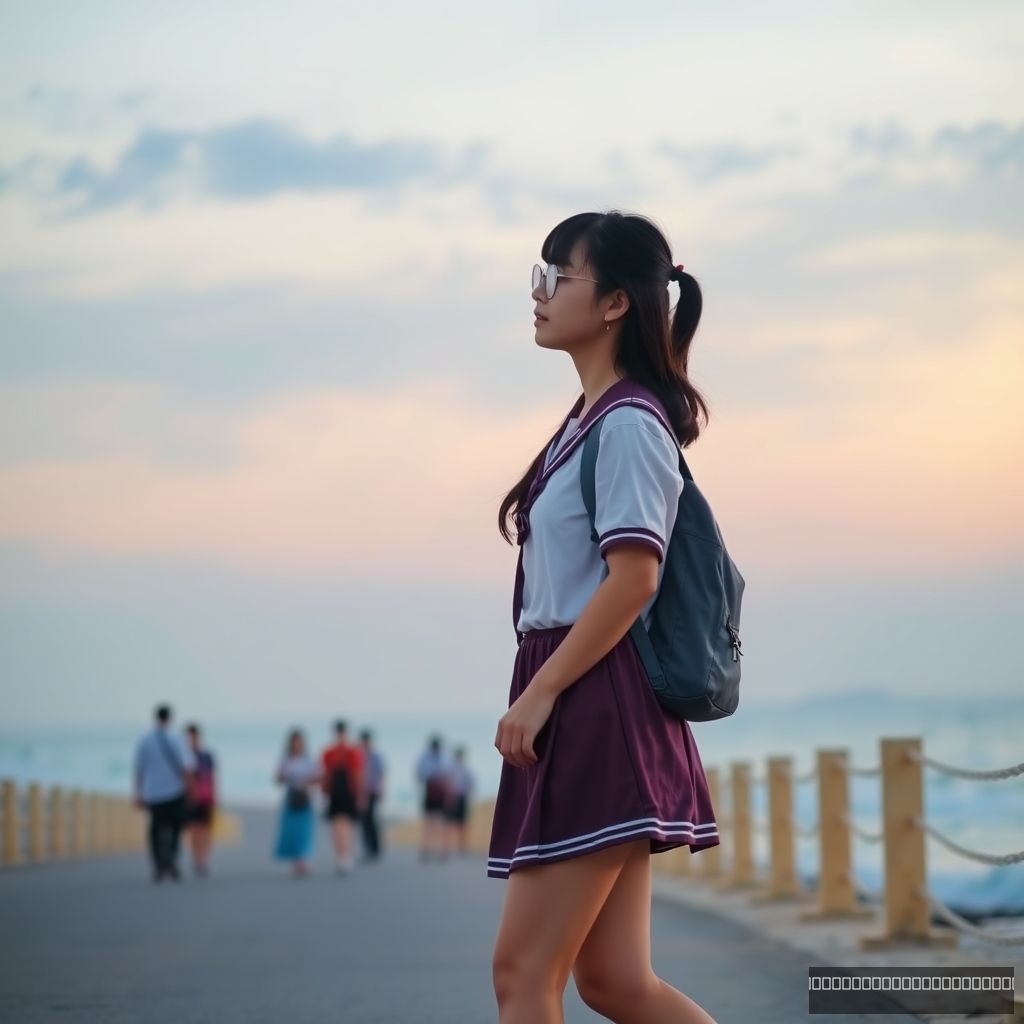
[493,839,641,989]
[571,837,654,992]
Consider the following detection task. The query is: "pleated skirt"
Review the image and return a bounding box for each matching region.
[487,624,720,879]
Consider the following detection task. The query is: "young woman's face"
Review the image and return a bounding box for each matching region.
[531,239,606,353]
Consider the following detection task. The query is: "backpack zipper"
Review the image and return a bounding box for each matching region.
[726,619,743,662]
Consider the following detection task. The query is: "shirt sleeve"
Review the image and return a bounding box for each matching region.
[593,421,683,563]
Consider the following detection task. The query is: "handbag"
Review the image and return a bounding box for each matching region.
[579,393,746,722]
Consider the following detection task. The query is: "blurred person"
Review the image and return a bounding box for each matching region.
[415,734,450,861]
[273,728,320,878]
[320,720,364,875]
[357,728,386,863]
[443,745,475,856]
[133,703,196,883]
[183,722,217,877]
[489,212,721,1023]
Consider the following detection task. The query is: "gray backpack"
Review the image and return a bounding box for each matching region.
[580,402,746,722]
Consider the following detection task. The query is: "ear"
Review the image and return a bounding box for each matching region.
[605,288,630,321]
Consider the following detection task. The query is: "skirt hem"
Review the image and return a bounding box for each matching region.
[486,821,720,879]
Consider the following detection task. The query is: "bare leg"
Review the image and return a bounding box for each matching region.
[492,838,643,1024]
[572,841,717,1023]
[190,824,212,873]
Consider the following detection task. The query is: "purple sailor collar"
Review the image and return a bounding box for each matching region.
[513,377,675,546]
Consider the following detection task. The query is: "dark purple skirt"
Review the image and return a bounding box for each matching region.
[487,624,720,879]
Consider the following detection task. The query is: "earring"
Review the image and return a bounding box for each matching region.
[605,322,611,332]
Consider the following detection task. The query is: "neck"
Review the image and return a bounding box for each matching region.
[573,360,624,420]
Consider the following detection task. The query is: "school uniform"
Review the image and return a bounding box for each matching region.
[487,377,720,879]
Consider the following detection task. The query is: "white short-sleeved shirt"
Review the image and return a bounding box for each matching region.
[416,749,449,784]
[447,762,474,797]
[278,753,317,789]
[134,727,198,804]
[517,403,684,633]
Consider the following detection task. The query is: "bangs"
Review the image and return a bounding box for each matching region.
[541,212,602,271]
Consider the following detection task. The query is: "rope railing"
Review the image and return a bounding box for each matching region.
[648,739,1024,953]
[906,749,1024,781]
[918,886,1024,947]
[842,812,884,844]
[913,815,1024,867]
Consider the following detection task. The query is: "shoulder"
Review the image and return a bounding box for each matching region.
[601,403,677,451]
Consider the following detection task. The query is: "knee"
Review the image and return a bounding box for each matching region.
[492,949,562,1008]
[575,968,661,1018]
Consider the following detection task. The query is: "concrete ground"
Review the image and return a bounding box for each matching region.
[0,806,927,1023]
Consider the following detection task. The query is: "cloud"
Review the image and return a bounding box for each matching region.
[653,140,804,184]
[849,120,916,158]
[18,83,159,135]
[847,117,1024,180]
[931,120,1024,175]
[43,119,487,214]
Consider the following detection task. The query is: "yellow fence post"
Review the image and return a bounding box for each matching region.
[116,800,130,851]
[91,795,102,853]
[50,787,66,859]
[2,779,20,866]
[70,790,86,855]
[800,749,872,921]
[700,767,723,880]
[753,756,804,902]
[27,783,45,862]
[860,738,956,950]
[721,761,756,889]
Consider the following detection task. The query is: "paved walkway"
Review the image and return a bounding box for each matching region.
[0,807,923,1023]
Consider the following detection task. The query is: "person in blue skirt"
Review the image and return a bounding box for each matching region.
[490,211,721,1023]
[273,728,320,878]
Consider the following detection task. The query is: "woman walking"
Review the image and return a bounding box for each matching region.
[273,728,320,878]
[416,734,451,861]
[183,722,217,877]
[489,211,721,1023]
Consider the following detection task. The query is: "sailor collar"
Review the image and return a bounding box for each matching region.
[513,377,674,546]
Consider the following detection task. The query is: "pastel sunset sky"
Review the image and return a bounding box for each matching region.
[1,1,1021,729]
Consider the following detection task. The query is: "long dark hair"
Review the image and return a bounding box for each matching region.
[498,210,709,545]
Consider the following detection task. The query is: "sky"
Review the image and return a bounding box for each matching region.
[1,1,1022,731]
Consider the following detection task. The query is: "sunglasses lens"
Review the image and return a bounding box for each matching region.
[546,264,557,298]
[532,264,542,292]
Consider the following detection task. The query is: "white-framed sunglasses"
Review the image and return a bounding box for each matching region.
[532,263,599,299]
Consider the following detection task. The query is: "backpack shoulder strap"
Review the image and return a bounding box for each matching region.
[580,415,606,542]
[579,400,667,690]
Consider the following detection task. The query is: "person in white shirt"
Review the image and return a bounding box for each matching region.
[133,704,196,883]
[415,735,450,862]
[443,745,475,856]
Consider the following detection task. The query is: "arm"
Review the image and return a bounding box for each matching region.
[495,545,658,769]
[532,545,657,700]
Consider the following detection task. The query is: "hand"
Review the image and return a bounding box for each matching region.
[494,679,556,769]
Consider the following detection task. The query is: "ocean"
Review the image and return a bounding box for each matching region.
[2,691,1021,918]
